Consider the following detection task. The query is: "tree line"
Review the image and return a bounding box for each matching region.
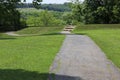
[20,9,66,27]
[16,3,71,12]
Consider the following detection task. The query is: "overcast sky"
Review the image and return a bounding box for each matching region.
[26,0,83,4]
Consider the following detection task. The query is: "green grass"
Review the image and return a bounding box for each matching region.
[74,24,120,31]
[0,33,15,39]
[16,27,64,35]
[74,24,120,68]
[0,27,65,80]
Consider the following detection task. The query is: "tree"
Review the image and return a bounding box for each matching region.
[0,0,42,31]
[39,10,53,26]
[81,0,107,24]
[71,0,120,24]
[39,10,64,26]
[0,0,21,31]
[62,12,73,25]
[71,0,83,22]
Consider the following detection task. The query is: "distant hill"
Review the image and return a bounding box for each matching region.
[16,3,71,12]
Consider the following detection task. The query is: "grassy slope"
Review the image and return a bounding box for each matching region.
[74,24,120,68]
[0,27,65,80]
[16,27,64,35]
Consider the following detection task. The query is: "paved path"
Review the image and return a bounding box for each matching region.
[49,35,120,80]
[5,32,21,36]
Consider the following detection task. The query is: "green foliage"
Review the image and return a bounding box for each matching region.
[62,12,73,25]
[17,3,71,12]
[0,0,23,31]
[32,0,42,9]
[72,0,120,24]
[19,9,65,27]
[41,3,71,12]
[71,0,83,22]
[0,0,42,31]
[39,10,53,26]
[74,24,120,68]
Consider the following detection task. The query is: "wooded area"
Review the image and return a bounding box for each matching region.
[17,3,71,12]
[72,0,120,24]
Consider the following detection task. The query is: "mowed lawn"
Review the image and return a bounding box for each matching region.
[0,27,65,80]
[74,24,120,68]
[16,26,64,35]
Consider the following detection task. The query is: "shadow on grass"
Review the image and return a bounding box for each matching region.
[0,69,83,80]
[41,33,85,36]
[0,34,16,40]
[49,74,83,80]
[41,33,61,36]
[0,37,16,40]
[75,33,87,35]
[1,32,87,38]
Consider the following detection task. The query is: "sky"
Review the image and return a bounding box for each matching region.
[26,0,84,4]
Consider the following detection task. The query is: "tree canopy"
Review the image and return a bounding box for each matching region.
[72,0,120,24]
[0,0,42,31]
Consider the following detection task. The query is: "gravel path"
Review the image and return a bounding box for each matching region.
[49,35,120,80]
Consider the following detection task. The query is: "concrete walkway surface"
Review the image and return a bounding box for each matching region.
[49,35,120,80]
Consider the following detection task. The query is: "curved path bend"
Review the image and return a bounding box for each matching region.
[49,35,120,80]
[5,32,21,36]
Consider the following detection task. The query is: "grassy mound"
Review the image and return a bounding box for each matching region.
[16,27,64,35]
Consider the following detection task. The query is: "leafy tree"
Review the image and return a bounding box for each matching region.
[62,12,73,25]
[0,0,42,31]
[25,10,65,27]
[0,0,24,31]
[39,10,65,26]
[71,0,83,22]
[71,0,120,24]
[39,10,54,26]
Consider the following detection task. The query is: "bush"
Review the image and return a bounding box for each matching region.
[23,10,66,27]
